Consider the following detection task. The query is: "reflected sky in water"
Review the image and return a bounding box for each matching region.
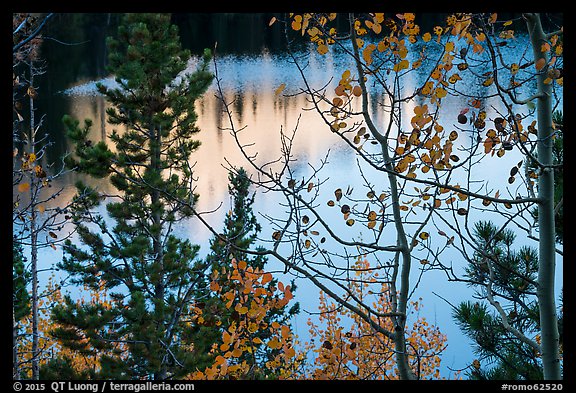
[27,39,562,378]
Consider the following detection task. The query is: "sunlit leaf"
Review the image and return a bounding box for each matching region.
[419,232,429,240]
[434,87,447,99]
[49,231,58,239]
[482,77,494,87]
[393,59,409,72]
[317,44,329,55]
[346,219,355,226]
[269,16,277,26]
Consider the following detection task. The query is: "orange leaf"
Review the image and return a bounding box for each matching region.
[18,182,30,193]
[535,58,546,71]
[261,272,273,285]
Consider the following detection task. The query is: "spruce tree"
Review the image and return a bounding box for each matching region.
[453,221,563,380]
[52,13,213,379]
[192,168,300,378]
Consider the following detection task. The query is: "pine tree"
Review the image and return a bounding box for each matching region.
[191,168,300,378]
[52,13,213,380]
[453,221,563,380]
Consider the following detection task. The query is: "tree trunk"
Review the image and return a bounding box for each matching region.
[524,12,561,380]
[349,13,416,380]
[150,123,167,380]
[29,65,40,381]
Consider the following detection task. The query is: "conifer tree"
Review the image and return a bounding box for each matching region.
[52,13,213,380]
[191,168,300,378]
[454,221,563,380]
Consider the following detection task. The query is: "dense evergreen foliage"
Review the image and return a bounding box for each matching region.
[454,221,563,380]
[51,13,213,379]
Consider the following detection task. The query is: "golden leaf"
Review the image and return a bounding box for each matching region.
[274,83,286,96]
[18,182,30,193]
[269,16,277,26]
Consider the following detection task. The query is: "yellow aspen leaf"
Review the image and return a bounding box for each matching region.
[235,303,248,314]
[37,205,45,214]
[422,32,432,42]
[431,67,442,80]
[421,81,434,96]
[393,59,409,72]
[367,220,376,229]
[18,182,30,193]
[503,20,513,26]
[210,281,220,291]
[231,347,243,357]
[368,211,377,221]
[317,44,329,55]
[511,63,519,75]
[274,83,286,96]
[482,77,494,87]
[291,20,301,31]
[284,346,296,358]
[541,42,551,53]
[372,22,382,34]
[356,38,364,48]
[445,41,455,52]
[476,32,486,42]
[267,337,282,350]
[434,87,447,99]
[271,321,281,329]
[489,13,497,24]
[399,205,409,211]
[448,73,462,84]
[238,260,247,270]
[419,232,429,240]
[352,85,363,97]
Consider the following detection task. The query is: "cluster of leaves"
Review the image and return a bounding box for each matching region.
[188,259,303,380]
[279,12,563,210]
[304,257,447,380]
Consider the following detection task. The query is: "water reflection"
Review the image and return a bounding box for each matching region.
[26,38,562,377]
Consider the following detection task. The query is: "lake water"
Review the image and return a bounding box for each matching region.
[21,30,563,379]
